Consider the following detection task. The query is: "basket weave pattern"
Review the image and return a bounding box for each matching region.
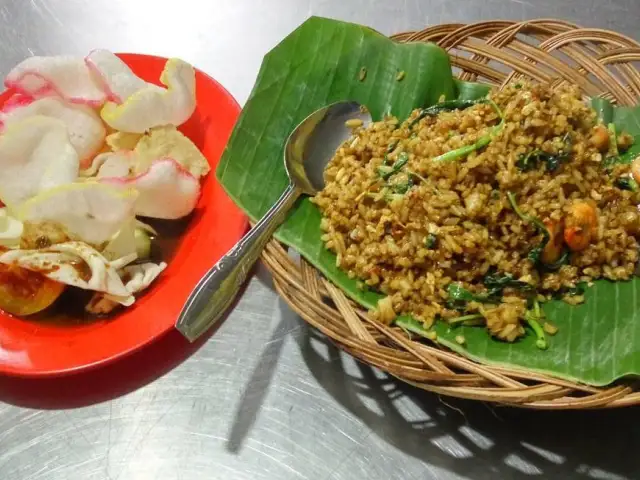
[261,20,640,409]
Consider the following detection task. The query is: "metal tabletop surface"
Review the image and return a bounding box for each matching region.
[1,0,639,479]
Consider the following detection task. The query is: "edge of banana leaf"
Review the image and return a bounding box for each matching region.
[216,16,640,387]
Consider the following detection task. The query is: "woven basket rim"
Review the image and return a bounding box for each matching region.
[262,18,640,409]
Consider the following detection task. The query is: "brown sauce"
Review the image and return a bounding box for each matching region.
[0,264,49,298]
[146,215,193,265]
[18,214,193,326]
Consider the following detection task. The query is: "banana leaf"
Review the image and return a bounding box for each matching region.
[217,16,640,386]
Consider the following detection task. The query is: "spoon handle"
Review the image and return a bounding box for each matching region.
[175,183,301,342]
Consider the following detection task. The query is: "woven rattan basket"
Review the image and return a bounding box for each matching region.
[261,19,640,409]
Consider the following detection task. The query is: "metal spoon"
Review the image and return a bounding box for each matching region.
[175,101,371,342]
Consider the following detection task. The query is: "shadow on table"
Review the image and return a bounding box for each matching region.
[292,321,637,480]
[226,307,293,454]
[0,327,214,410]
[0,270,254,410]
[254,260,276,292]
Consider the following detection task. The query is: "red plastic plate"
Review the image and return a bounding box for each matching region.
[0,53,247,377]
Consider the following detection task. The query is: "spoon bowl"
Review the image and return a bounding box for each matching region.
[176,101,371,341]
[285,101,371,194]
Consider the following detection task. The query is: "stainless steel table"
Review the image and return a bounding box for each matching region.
[1,1,639,479]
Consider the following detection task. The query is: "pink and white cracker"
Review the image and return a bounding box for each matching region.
[100,58,196,133]
[0,96,106,168]
[5,55,107,106]
[100,158,200,219]
[85,49,156,103]
[0,116,79,207]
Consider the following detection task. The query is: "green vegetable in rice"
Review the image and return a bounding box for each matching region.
[483,271,535,294]
[516,133,572,172]
[408,98,486,129]
[446,271,534,311]
[506,191,550,265]
[616,176,639,191]
[541,250,571,272]
[424,233,437,249]
[389,179,414,195]
[524,299,548,350]
[433,99,504,163]
[407,170,427,184]
[603,152,638,169]
[377,152,409,180]
[446,283,493,311]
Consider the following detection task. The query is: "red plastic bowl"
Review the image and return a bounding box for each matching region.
[0,53,247,377]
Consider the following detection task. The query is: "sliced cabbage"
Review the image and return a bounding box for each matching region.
[100,58,196,133]
[85,261,166,314]
[122,262,167,293]
[0,241,134,305]
[0,116,79,207]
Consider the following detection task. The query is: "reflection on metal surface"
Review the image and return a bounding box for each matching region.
[1,0,640,479]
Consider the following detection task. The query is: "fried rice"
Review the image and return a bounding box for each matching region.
[311,81,639,345]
